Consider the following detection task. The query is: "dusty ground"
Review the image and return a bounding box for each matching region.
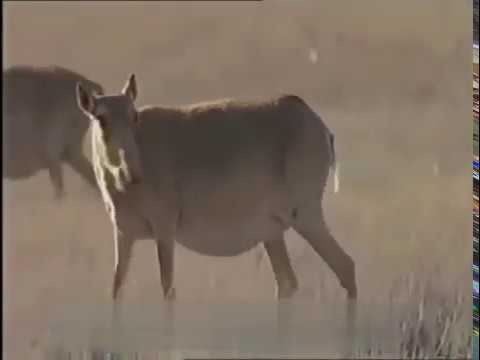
[2,1,474,358]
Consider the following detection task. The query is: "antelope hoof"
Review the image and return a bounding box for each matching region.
[347,286,357,300]
[54,187,65,201]
[165,287,176,301]
[276,284,298,300]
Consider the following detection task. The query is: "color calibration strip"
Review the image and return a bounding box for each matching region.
[472,31,479,359]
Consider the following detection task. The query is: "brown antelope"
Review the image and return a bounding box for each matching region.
[76,74,357,302]
[3,65,103,198]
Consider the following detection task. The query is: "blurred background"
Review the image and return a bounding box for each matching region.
[2,1,473,358]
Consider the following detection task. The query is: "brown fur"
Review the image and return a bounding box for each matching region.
[76,75,357,302]
[3,65,104,198]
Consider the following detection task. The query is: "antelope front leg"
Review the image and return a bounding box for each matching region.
[155,239,175,301]
[47,162,64,200]
[141,186,177,301]
[45,126,66,200]
[263,237,298,300]
[112,229,133,302]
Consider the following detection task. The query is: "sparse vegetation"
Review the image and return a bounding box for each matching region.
[3,2,472,360]
[41,280,471,359]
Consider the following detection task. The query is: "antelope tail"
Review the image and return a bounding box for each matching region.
[328,132,340,193]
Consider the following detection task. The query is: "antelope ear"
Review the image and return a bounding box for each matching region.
[76,82,97,116]
[122,73,137,102]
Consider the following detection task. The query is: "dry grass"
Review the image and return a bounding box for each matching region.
[2,1,472,359]
[357,295,471,359]
[41,307,472,359]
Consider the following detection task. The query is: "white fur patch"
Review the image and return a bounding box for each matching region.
[333,162,340,193]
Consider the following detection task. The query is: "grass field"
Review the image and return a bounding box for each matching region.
[3,1,474,359]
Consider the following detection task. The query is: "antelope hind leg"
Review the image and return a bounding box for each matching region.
[293,205,357,299]
[263,236,298,300]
